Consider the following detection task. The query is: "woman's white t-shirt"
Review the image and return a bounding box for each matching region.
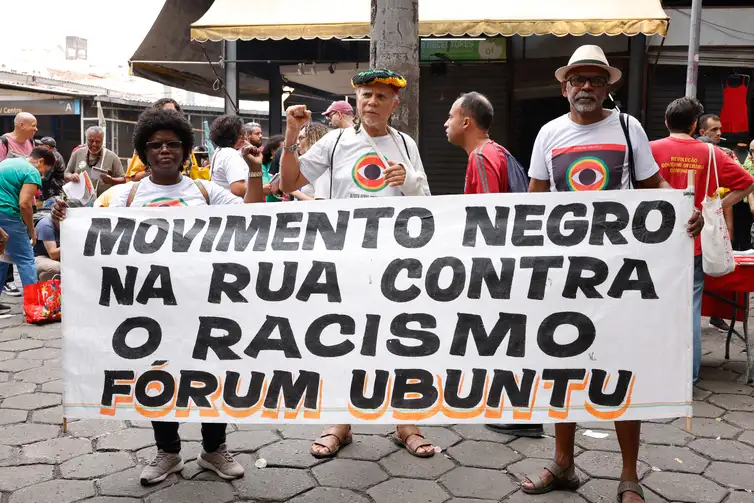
[108,177,243,207]
[210,147,249,190]
[298,128,430,199]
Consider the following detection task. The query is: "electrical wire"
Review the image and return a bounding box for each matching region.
[199,44,239,114]
[670,8,754,43]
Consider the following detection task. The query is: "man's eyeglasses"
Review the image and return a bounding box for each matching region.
[567,76,609,88]
[146,141,183,151]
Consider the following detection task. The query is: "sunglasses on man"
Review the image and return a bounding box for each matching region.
[567,75,609,88]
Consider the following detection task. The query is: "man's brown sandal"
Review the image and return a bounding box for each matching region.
[391,429,435,458]
[616,481,645,502]
[521,460,580,494]
[310,426,352,459]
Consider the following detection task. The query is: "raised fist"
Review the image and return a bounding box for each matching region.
[286,105,311,131]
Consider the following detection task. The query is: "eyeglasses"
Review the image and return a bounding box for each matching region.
[567,75,609,88]
[146,141,183,151]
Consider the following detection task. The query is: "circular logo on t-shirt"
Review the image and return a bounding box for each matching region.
[352,153,387,192]
[566,157,609,191]
[143,197,188,207]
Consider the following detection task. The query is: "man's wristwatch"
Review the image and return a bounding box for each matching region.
[248,171,263,179]
[283,142,298,152]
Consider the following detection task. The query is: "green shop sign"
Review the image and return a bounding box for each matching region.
[420,38,506,62]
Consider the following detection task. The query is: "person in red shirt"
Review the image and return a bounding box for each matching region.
[651,96,754,385]
[445,91,543,440]
[445,91,511,194]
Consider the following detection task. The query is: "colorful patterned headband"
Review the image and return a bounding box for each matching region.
[351,69,407,90]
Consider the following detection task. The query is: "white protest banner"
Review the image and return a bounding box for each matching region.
[62,190,694,424]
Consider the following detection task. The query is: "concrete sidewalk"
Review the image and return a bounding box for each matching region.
[0,296,752,502]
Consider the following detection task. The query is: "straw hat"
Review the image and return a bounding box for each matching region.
[555,45,622,85]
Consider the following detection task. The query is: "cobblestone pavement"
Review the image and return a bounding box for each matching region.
[1,296,753,503]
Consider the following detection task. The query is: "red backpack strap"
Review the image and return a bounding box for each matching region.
[193,179,210,205]
[125,181,140,207]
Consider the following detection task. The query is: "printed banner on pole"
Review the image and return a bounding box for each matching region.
[62,190,694,424]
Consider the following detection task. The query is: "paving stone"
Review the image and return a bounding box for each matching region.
[689,438,754,462]
[643,471,728,503]
[97,427,156,451]
[722,360,749,375]
[98,466,179,498]
[0,359,41,372]
[446,500,498,503]
[448,440,521,469]
[21,436,92,463]
[232,465,315,501]
[312,459,388,489]
[278,424,325,440]
[60,451,135,479]
[693,387,713,400]
[670,417,741,439]
[368,478,450,503]
[0,444,15,462]
[692,401,726,418]
[0,408,27,425]
[179,460,204,480]
[43,357,61,369]
[697,380,753,395]
[43,338,62,348]
[8,479,95,503]
[226,429,280,452]
[699,367,740,382]
[67,419,127,438]
[0,464,54,491]
[574,429,622,452]
[256,438,325,468]
[575,450,650,480]
[726,492,754,503]
[506,490,588,503]
[740,429,754,447]
[0,339,42,352]
[79,499,142,503]
[440,466,518,499]
[510,435,582,459]
[421,426,463,448]
[379,449,455,479]
[452,424,514,443]
[579,422,617,431]
[0,351,14,362]
[2,392,61,410]
[0,372,9,382]
[0,423,59,444]
[351,424,395,435]
[723,411,754,429]
[17,347,60,360]
[27,327,62,341]
[137,441,201,463]
[578,478,667,503]
[30,405,63,424]
[0,382,36,398]
[640,422,695,446]
[144,480,235,503]
[338,434,400,461]
[176,422,204,442]
[638,445,710,474]
[704,461,754,490]
[14,366,60,384]
[41,380,63,394]
[708,394,754,412]
[288,487,371,503]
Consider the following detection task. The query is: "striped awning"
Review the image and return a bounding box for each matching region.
[191,0,669,42]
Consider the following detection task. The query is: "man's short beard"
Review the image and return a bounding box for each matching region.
[361,114,387,128]
[571,97,600,113]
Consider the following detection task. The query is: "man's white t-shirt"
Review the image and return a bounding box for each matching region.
[298,127,430,199]
[210,147,248,190]
[108,177,243,207]
[529,110,659,191]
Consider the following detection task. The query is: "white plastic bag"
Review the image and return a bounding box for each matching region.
[701,143,735,277]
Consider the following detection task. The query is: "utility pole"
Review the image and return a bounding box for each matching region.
[370,0,419,140]
[224,40,239,114]
[685,0,703,98]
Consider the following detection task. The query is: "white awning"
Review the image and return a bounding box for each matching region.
[191,0,669,42]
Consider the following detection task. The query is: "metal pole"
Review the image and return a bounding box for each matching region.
[685,0,703,98]
[627,34,646,120]
[224,40,239,115]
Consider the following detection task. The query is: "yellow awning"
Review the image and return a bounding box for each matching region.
[191,0,668,42]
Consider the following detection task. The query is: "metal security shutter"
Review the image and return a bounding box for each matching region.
[419,63,509,195]
[645,65,685,141]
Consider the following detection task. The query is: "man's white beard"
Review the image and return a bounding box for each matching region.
[572,98,600,114]
[361,115,387,129]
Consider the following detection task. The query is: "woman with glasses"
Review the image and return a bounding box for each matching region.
[53,106,264,485]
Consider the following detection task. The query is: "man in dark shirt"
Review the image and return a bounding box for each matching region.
[37,137,68,202]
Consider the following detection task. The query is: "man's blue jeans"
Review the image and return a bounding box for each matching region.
[0,213,37,297]
[693,255,704,384]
